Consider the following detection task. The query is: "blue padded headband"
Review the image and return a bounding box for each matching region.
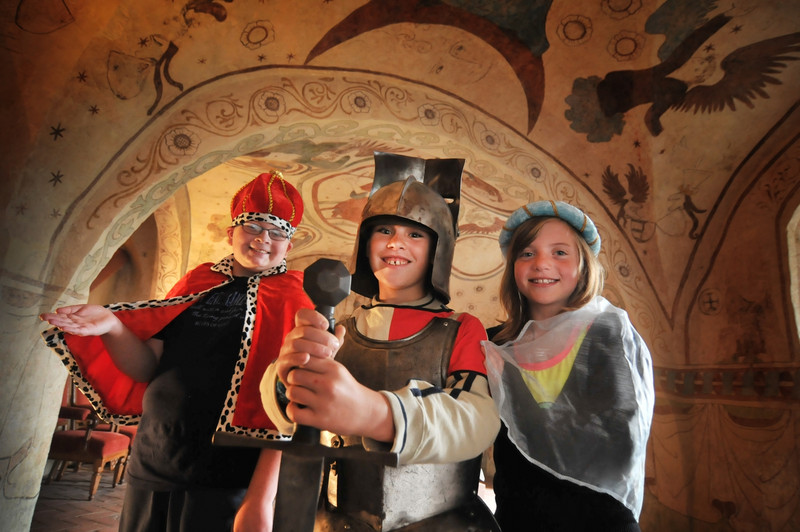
[499,200,601,257]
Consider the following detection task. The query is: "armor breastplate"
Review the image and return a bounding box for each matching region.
[322,316,486,531]
[337,315,457,391]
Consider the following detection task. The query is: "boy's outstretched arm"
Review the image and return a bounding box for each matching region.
[234,448,281,532]
[40,304,163,382]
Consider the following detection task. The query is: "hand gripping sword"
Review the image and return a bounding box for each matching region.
[273,258,351,532]
[212,259,399,531]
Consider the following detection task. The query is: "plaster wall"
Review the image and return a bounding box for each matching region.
[1,1,799,529]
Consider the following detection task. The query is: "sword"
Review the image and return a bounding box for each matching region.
[211,258,399,530]
[273,258,351,532]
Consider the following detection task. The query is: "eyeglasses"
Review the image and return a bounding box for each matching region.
[238,222,289,241]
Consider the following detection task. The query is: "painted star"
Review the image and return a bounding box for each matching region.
[15,203,27,215]
[633,140,641,148]
[50,123,65,140]
[257,54,267,62]
[286,52,295,62]
[76,71,87,82]
[51,209,62,218]
[49,170,64,186]
[139,36,149,47]
[198,58,207,64]
[89,105,100,115]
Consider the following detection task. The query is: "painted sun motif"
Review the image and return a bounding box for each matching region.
[557,15,593,46]
[607,30,644,62]
[418,104,441,126]
[346,90,372,113]
[256,91,286,119]
[240,20,276,50]
[601,0,642,20]
[524,162,545,183]
[479,128,501,152]
[164,127,200,156]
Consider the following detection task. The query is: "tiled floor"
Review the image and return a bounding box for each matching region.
[31,464,126,532]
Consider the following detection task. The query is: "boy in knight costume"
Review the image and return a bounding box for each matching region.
[261,152,501,530]
[40,171,313,531]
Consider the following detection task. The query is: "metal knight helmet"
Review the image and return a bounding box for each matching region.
[351,151,464,303]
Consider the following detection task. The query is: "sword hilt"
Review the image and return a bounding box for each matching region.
[293,259,351,445]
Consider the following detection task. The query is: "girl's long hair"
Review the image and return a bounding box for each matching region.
[491,217,604,344]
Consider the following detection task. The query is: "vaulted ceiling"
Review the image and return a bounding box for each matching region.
[5,1,798,347]
[2,1,800,528]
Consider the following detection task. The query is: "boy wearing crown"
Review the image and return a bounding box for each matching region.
[41,172,312,531]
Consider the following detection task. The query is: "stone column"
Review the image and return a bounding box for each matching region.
[0,273,84,531]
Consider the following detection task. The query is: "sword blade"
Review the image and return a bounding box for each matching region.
[273,451,324,532]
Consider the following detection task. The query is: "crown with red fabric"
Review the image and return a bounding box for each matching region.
[230,171,304,238]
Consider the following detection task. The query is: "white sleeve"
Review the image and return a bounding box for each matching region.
[259,361,295,436]
[362,371,499,465]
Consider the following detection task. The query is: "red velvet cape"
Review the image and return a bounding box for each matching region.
[42,262,312,438]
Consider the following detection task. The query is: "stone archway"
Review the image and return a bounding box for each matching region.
[5,66,629,528]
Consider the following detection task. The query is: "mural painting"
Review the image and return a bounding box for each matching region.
[1,0,799,530]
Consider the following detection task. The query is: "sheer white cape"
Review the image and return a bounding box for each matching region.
[482,296,654,517]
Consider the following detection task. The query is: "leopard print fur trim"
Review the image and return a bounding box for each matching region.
[213,273,292,441]
[42,288,212,428]
[231,212,296,239]
[42,256,291,441]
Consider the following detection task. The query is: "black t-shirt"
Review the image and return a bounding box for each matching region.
[127,277,260,490]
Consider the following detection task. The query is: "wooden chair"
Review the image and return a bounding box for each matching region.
[55,377,93,430]
[47,379,131,500]
[70,379,138,452]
